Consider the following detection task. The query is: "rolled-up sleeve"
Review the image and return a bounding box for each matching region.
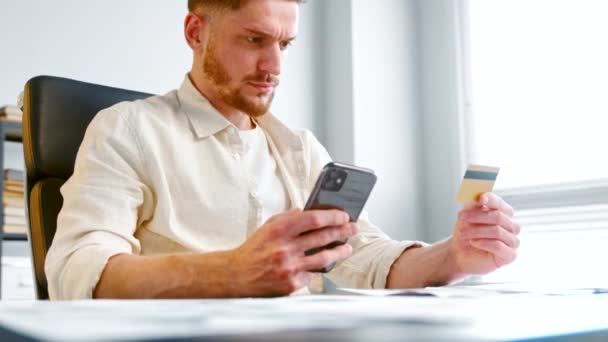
[45,106,153,300]
[303,130,423,289]
[327,212,424,289]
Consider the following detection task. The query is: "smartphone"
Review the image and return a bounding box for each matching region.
[303,162,377,272]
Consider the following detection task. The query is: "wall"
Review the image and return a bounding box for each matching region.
[416,0,468,242]
[317,0,423,241]
[317,0,466,242]
[0,0,321,178]
[0,0,318,131]
[316,0,354,163]
[0,1,190,105]
[350,1,422,241]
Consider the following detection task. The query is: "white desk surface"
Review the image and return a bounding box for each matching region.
[1,287,608,341]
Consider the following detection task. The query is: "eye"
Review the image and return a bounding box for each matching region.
[246,36,263,44]
[279,40,292,51]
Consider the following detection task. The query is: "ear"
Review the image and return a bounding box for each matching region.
[184,13,207,51]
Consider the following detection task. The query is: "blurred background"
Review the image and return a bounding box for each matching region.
[1,0,607,299]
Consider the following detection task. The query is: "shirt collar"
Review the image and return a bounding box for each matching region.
[177,75,231,139]
[255,114,303,152]
[176,74,303,151]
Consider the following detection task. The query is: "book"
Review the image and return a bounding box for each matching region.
[3,223,27,235]
[4,214,26,226]
[2,167,26,237]
[5,184,24,193]
[3,194,25,207]
[5,179,24,186]
[0,105,21,116]
[4,206,24,216]
[0,105,22,122]
[3,168,25,206]
[3,190,24,199]
[4,169,25,182]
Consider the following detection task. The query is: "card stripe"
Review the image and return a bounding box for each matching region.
[464,170,498,181]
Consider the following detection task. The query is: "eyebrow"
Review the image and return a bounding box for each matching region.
[242,27,297,42]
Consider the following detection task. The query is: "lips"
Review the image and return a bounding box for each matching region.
[248,82,275,92]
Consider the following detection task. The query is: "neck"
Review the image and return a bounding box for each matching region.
[188,72,255,130]
[226,113,255,130]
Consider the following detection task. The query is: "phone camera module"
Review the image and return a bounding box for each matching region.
[321,169,348,191]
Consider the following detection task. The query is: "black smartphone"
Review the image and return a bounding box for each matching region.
[302,162,377,272]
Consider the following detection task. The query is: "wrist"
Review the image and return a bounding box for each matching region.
[387,239,468,289]
[186,250,243,298]
[431,239,468,285]
[221,248,246,297]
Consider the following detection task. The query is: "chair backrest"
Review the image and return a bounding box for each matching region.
[22,76,152,299]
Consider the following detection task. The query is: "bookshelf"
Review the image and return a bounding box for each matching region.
[0,120,25,241]
[0,120,25,299]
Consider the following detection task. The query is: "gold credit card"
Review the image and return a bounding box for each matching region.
[455,165,500,204]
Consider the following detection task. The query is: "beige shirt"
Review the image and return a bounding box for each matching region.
[45,76,419,300]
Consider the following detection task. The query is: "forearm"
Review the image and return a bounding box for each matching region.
[94,251,238,299]
[386,239,467,288]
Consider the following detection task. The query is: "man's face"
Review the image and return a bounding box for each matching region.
[198,0,299,117]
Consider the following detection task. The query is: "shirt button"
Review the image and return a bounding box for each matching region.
[227,126,237,135]
[233,153,242,161]
[250,190,259,198]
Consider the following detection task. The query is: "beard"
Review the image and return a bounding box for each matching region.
[202,38,279,117]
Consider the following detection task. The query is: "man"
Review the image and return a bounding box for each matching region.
[46,0,520,300]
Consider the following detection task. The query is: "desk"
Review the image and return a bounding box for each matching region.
[1,293,607,341]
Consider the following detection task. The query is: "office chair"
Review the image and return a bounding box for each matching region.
[22,76,152,299]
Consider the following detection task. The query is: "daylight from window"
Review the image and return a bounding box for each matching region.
[468,0,608,190]
[467,0,608,286]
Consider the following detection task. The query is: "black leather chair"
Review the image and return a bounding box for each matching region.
[22,76,152,299]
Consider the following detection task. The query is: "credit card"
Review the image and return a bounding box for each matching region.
[455,165,500,203]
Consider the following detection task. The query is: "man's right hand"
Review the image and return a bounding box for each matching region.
[229,208,357,297]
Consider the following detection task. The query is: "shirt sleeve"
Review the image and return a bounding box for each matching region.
[45,106,153,300]
[303,130,424,289]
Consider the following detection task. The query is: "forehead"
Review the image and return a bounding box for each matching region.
[221,0,299,38]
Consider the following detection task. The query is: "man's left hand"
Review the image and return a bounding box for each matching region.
[450,192,521,275]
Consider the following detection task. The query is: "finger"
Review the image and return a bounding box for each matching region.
[479,193,514,217]
[265,208,301,224]
[461,193,493,211]
[462,201,483,211]
[297,243,353,272]
[276,209,350,236]
[295,223,358,254]
[290,272,317,290]
[469,239,517,267]
[459,210,521,234]
[460,225,520,248]
[270,271,317,296]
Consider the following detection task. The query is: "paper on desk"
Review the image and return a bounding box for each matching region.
[0,296,473,341]
[330,285,603,298]
[3,294,608,341]
[332,287,512,298]
[333,288,438,297]
[324,274,502,298]
[322,272,606,297]
[461,283,608,296]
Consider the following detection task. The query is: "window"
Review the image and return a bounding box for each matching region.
[464,0,608,285]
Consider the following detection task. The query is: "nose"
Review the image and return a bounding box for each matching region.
[258,43,282,76]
